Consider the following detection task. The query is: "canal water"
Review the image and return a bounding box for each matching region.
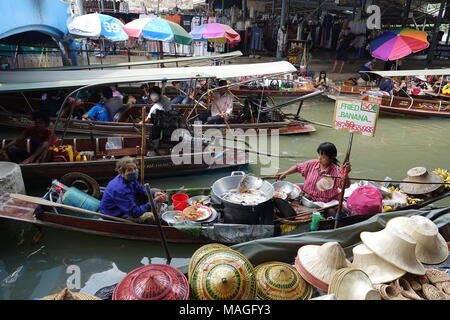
[1,96,450,299]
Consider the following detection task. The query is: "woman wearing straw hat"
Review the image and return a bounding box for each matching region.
[275,142,351,216]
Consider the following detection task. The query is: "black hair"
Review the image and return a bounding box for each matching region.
[317,142,339,165]
[218,79,228,87]
[90,92,102,103]
[32,110,50,125]
[319,71,327,81]
[151,86,162,95]
[101,87,113,99]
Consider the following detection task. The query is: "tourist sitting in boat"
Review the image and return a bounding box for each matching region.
[100,157,168,224]
[393,78,409,97]
[39,90,64,117]
[0,111,56,164]
[275,142,351,217]
[82,93,112,122]
[358,58,377,82]
[102,87,124,121]
[171,80,195,105]
[412,76,433,96]
[378,77,394,95]
[314,71,333,89]
[206,79,235,124]
[110,84,123,99]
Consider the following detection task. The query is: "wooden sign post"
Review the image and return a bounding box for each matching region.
[332,94,381,228]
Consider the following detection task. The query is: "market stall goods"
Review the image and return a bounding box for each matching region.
[188,243,229,280]
[360,227,426,275]
[351,244,406,284]
[255,261,312,300]
[399,167,444,195]
[294,242,350,292]
[112,264,189,300]
[327,268,380,300]
[41,288,101,300]
[189,248,257,300]
[386,216,448,264]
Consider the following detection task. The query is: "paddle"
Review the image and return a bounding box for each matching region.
[8,193,136,224]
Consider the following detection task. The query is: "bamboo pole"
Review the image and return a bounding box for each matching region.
[140,106,146,186]
[334,133,353,229]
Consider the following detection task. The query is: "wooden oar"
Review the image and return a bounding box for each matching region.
[8,193,136,224]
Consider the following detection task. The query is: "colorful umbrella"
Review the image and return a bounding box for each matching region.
[370,28,429,61]
[190,23,241,44]
[68,13,129,42]
[123,18,192,45]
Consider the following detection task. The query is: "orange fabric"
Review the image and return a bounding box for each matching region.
[165,15,181,25]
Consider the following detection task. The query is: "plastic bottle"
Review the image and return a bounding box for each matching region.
[310,212,322,231]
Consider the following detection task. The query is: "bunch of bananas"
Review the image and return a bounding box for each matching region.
[383,205,393,212]
[407,197,424,205]
[388,186,400,192]
[432,168,450,189]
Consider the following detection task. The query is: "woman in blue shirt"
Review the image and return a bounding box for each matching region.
[82,92,112,122]
[100,157,168,223]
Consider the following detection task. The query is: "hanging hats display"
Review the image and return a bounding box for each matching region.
[188,243,229,280]
[360,227,426,275]
[112,264,189,300]
[40,288,102,300]
[351,244,406,284]
[255,261,312,300]
[190,248,257,300]
[328,268,381,300]
[399,167,443,195]
[386,216,448,264]
[294,242,350,292]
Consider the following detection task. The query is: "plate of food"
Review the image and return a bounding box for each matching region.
[181,204,213,221]
[273,191,287,200]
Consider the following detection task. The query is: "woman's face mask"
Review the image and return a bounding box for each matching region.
[150,93,160,102]
[126,171,139,181]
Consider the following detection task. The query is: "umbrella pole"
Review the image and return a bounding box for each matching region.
[140,106,146,186]
[174,43,179,67]
[159,41,165,68]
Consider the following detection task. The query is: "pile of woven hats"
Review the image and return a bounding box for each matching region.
[357,215,449,300]
[293,215,449,300]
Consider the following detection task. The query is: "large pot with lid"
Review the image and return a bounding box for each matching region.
[211,171,275,225]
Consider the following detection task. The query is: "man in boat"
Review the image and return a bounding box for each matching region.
[171,80,195,105]
[275,142,351,217]
[39,90,64,117]
[145,86,172,154]
[100,156,168,224]
[0,111,56,164]
[206,79,235,124]
[358,58,377,82]
[82,93,112,122]
[102,87,124,121]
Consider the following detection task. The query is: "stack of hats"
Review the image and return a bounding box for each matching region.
[188,243,257,300]
[41,288,102,300]
[255,261,312,300]
[327,268,381,300]
[112,264,189,300]
[355,215,449,300]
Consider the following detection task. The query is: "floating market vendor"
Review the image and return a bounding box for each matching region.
[275,142,351,216]
[100,157,168,224]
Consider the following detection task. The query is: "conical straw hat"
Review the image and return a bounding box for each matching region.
[188,243,229,280]
[399,167,443,195]
[328,268,381,300]
[360,227,425,275]
[295,242,350,292]
[40,288,102,300]
[386,216,448,264]
[190,248,257,300]
[351,244,406,284]
[255,261,310,300]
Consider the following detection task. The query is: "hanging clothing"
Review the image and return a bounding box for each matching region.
[277,28,287,54]
[249,26,264,51]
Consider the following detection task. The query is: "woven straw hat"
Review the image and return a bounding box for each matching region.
[112,264,189,300]
[40,288,101,300]
[360,227,425,275]
[255,261,311,300]
[399,167,443,195]
[386,216,448,265]
[188,243,229,280]
[328,268,381,300]
[294,242,350,292]
[351,244,406,284]
[190,248,257,300]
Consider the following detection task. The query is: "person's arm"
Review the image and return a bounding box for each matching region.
[341,162,352,188]
[0,135,24,152]
[113,189,152,218]
[21,141,50,164]
[276,164,299,180]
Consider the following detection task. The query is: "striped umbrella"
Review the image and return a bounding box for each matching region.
[370,28,429,61]
[190,23,241,44]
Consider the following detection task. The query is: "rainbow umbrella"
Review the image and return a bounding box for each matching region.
[123,18,192,45]
[370,28,429,61]
[190,23,241,44]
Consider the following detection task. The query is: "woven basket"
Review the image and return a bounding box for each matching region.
[190,248,256,300]
[422,283,447,300]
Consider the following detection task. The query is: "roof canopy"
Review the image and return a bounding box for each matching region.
[0,61,297,93]
[367,68,450,78]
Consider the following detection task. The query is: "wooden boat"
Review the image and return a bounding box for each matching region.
[0,136,249,187]
[331,85,379,95]
[230,87,318,98]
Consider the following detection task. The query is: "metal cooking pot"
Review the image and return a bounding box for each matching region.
[272,181,302,200]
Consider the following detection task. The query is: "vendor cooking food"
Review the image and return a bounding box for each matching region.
[275,142,351,211]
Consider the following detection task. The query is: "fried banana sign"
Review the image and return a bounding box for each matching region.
[333,98,380,137]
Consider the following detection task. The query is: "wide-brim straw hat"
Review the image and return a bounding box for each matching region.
[112,264,189,300]
[188,243,229,280]
[328,268,381,300]
[399,167,443,195]
[189,248,257,300]
[255,261,311,300]
[360,227,425,275]
[351,244,406,284]
[386,216,448,264]
[294,242,350,292]
[41,288,102,300]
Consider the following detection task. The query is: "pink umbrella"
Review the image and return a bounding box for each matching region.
[190,23,240,44]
